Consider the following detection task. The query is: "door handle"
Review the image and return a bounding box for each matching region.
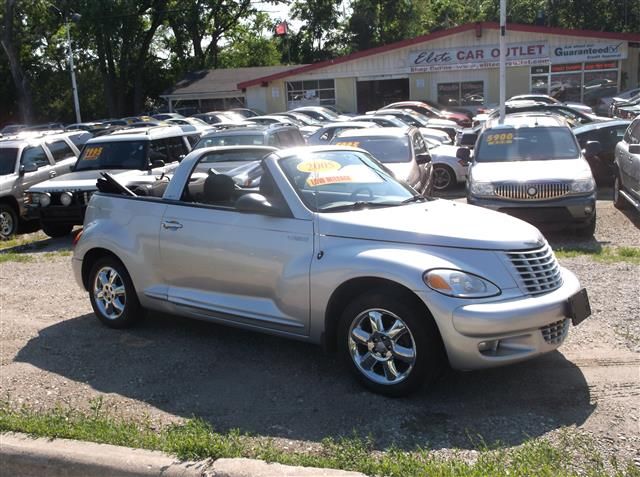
[162,220,183,230]
[49,171,57,177]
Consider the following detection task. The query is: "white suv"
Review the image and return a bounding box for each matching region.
[26,126,191,237]
[613,117,640,211]
[467,114,598,236]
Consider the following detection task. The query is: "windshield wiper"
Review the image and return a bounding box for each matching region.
[320,201,400,212]
[401,195,427,203]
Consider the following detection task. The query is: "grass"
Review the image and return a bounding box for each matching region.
[555,246,640,265]
[0,400,638,477]
[0,252,33,264]
[0,232,47,251]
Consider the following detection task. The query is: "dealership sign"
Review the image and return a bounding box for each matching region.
[551,42,627,63]
[409,42,549,72]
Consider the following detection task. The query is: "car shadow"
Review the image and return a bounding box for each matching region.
[1,233,75,255]
[14,311,595,452]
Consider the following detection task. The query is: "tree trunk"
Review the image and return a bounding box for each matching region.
[132,1,166,112]
[1,0,33,122]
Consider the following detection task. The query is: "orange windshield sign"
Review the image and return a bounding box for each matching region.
[297,159,341,173]
[83,147,103,160]
[486,133,513,145]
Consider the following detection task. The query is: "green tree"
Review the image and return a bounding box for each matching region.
[218,13,281,68]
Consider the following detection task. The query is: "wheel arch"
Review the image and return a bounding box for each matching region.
[322,276,445,355]
[0,195,20,214]
[81,247,126,291]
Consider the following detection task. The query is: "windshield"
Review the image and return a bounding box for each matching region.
[475,127,580,162]
[333,137,411,163]
[279,150,417,212]
[0,148,18,175]
[74,141,148,171]
[195,134,265,148]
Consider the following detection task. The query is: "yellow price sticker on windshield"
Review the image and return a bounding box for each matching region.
[83,147,103,160]
[486,133,513,145]
[297,159,341,173]
[306,175,353,187]
[334,141,361,148]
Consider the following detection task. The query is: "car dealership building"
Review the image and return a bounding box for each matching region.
[162,22,640,114]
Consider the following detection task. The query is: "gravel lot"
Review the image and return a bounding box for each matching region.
[0,195,638,466]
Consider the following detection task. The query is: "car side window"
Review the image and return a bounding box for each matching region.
[630,121,640,144]
[412,132,428,155]
[165,136,189,162]
[267,134,280,147]
[21,146,50,169]
[46,140,75,162]
[148,139,170,164]
[69,132,92,147]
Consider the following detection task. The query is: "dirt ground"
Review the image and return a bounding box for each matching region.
[0,196,638,466]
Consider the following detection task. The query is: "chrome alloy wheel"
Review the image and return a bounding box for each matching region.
[348,308,417,385]
[93,266,126,320]
[0,210,14,238]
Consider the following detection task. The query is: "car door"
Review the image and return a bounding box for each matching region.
[158,166,314,335]
[18,145,55,210]
[45,139,79,177]
[620,120,640,195]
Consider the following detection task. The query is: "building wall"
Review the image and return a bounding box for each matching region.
[335,77,357,112]
[264,80,287,112]
[245,87,268,113]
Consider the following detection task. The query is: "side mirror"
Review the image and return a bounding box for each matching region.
[629,144,640,154]
[150,159,165,169]
[20,163,38,175]
[584,140,602,158]
[235,193,281,216]
[456,147,471,163]
[416,152,432,165]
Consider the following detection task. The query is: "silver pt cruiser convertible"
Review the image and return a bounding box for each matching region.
[72,145,591,396]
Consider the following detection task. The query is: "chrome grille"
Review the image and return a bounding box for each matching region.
[506,243,563,295]
[541,319,570,345]
[495,182,570,200]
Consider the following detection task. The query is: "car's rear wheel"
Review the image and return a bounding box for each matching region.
[0,204,18,240]
[613,174,627,210]
[42,222,73,238]
[432,165,455,191]
[89,256,142,328]
[339,289,444,397]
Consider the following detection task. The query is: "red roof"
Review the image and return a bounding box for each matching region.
[237,22,640,89]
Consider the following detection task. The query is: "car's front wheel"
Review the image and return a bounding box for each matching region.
[613,174,627,210]
[432,165,455,191]
[89,256,142,328]
[339,289,444,397]
[0,204,18,240]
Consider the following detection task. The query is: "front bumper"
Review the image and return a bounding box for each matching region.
[467,193,596,229]
[26,204,86,226]
[417,267,585,370]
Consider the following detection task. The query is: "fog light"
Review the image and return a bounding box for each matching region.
[584,205,593,214]
[478,340,500,353]
[60,191,73,206]
[40,193,51,207]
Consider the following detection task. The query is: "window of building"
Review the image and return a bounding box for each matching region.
[437,81,484,107]
[286,80,335,109]
[530,61,619,106]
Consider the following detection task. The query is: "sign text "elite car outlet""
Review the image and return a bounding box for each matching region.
[409,42,549,72]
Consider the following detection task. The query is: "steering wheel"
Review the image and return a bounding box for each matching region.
[349,187,374,201]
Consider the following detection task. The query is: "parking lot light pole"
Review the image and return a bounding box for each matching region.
[499,0,506,124]
[66,13,82,123]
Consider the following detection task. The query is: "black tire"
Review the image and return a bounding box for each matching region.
[42,222,73,238]
[613,174,627,210]
[0,204,18,240]
[575,213,596,239]
[338,288,444,397]
[88,256,142,329]
[432,165,455,191]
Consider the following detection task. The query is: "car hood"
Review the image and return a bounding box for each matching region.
[319,199,544,251]
[28,169,152,192]
[471,159,592,183]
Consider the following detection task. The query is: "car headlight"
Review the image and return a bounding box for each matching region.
[570,177,595,194]
[424,269,501,298]
[35,193,51,207]
[60,191,73,206]
[469,181,495,196]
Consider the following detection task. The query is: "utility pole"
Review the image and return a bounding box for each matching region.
[499,0,506,124]
[66,15,82,123]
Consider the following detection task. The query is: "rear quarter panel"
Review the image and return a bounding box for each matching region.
[75,194,169,306]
